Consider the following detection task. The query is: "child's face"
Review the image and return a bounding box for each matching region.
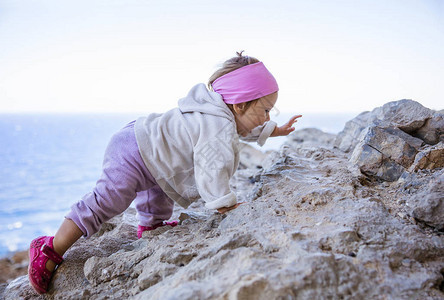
[234,92,278,137]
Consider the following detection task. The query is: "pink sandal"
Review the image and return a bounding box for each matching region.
[28,236,63,294]
[137,220,178,239]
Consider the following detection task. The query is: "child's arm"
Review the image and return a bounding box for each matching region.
[270,115,302,137]
[194,135,239,211]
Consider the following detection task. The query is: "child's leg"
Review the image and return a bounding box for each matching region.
[45,218,83,271]
[29,121,158,293]
[134,186,175,227]
[50,121,157,265]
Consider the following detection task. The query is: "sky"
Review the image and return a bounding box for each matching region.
[0,0,443,114]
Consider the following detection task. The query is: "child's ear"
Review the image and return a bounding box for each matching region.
[233,103,246,115]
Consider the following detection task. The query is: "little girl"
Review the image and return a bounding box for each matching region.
[28,51,301,294]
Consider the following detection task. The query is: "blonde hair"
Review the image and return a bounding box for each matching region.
[208,51,260,113]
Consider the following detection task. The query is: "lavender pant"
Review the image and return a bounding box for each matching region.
[66,121,174,238]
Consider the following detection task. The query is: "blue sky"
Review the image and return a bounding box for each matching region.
[0,0,443,114]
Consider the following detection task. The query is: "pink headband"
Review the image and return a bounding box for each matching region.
[212,62,279,104]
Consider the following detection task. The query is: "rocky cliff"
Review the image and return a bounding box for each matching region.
[3,100,444,300]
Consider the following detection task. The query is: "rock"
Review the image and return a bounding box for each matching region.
[408,171,444,230]
[337,100,443,182]
[415,113,444,145]
[335,100,441,153]
[3,102,444,300]
[350,126,418,181]
[409,142,444,171]
[178,211,209,225]
[0,250,28,285]
[137,262,177,290]
[238,143,267,169]
[286,127,336,149]
[383,126,425,150]
[3,276,33,300]
[335,111,372,152]
[371,99,433,132]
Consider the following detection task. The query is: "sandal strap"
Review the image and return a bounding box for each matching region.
[41,244,64,265]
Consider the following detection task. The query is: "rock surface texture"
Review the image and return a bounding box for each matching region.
[3,100,444,300]
[336,100,444,182]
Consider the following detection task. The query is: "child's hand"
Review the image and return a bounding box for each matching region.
[271,115,302,137]
[217,202,245,214]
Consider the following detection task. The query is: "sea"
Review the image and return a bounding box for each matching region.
[0,112,356,257]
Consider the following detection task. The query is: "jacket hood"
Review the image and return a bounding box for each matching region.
[178,83,235,121]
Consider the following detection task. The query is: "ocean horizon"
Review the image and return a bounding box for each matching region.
[0,111,357,257]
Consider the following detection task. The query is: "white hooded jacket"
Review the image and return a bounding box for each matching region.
[135,83,276,210]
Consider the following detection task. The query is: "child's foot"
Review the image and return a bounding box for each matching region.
[28,236,64,294]
[137,220,178,239]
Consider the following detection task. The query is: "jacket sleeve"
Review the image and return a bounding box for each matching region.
[239,121,277,147]
[193,135,238,210]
